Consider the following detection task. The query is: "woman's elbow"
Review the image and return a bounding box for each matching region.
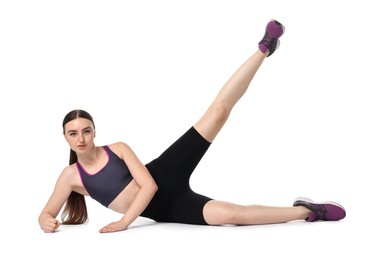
[151,182,158,193]
[147,180,158,194]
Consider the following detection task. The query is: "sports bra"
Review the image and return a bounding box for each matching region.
[76,145,133,207]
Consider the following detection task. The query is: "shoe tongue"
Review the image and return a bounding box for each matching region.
[307,212,316,222]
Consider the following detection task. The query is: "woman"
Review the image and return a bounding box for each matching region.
[38,20,346,233]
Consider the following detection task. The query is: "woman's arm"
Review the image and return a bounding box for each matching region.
[99,142,158,233]
[38,167,73,233]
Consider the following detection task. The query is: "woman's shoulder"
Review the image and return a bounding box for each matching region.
[106,141,131,151]
[62,163,78,173]
[106,141,128,148]
[59,164,78,180]
[105,142,132,159]
[56,164,88,193]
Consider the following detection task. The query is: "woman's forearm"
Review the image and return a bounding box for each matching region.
[120,183,158,228]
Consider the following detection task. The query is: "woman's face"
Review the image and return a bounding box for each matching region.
[64,118,95,153]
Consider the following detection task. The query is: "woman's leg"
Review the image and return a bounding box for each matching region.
[203,197,347,225]
[203,200,310,225]
[194,50,266,142]
[194,20,285,142]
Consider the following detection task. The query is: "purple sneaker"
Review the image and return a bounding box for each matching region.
[293,197,346,222]
[258,19,285,56]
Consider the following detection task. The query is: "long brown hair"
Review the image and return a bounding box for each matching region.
[61,109,95,224]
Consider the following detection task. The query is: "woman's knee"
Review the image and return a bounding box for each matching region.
[211,100,231,124]
[203,200,242,225]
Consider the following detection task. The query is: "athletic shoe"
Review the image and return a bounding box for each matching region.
[293,197,346,222]
[258,19,285,56]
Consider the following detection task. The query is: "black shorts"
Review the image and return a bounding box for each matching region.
[141,126,213,225]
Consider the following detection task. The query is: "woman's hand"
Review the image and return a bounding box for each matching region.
[99,220,129,233]
[40,217,61,233]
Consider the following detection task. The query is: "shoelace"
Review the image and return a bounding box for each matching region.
[309,203,327,221]
[262,37,272,47]
[260,33,273,48]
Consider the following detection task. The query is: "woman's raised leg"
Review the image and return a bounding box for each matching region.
[194,20,285,142]
[197,20,347,226]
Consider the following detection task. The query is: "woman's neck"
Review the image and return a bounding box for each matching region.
[77,146,100,165]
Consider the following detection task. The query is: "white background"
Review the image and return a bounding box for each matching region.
[1,0,372,259]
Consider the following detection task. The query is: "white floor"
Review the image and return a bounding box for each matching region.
[6,191,373,259]
[5,210,370,259]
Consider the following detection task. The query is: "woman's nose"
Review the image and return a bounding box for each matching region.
[78,134,85,143]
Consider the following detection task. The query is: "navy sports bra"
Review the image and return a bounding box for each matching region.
[76,145,133,207]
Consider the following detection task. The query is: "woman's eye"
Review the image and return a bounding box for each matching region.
[84,130,91,134]
[70,133,77,137]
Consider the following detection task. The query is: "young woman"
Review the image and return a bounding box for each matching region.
[38,20,346,233]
